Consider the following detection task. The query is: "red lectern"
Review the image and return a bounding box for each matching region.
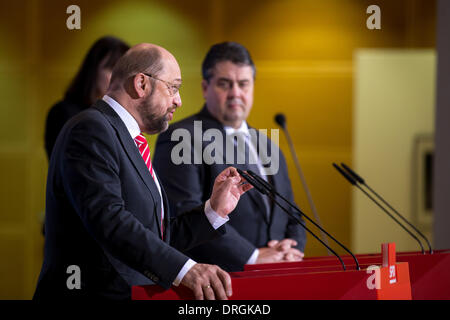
[244,248,450,300]
[132,243,413,300]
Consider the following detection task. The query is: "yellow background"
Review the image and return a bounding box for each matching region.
[0,0,435,299]
[353,49,435,253]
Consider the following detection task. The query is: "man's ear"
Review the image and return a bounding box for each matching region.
[201,79,209,99]
[133,73,148,98]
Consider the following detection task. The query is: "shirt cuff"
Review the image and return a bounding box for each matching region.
[173,259,196,287]
[246,249,259,265]
[204,199,229,229]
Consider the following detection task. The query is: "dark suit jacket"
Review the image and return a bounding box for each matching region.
[44,99,89,159]
[153,106,306,272]
[34,100,224,300]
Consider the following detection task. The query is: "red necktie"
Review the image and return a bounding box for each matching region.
[134,133,164,238]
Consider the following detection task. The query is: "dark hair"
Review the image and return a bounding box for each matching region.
[64,36,130,106]
[202,41,256,81]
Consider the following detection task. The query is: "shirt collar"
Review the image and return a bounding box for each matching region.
[224,121,250,137]
[103,95,141,139]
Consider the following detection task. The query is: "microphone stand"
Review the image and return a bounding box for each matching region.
[246,169,360,270]
[340,163,433,254]
[333,163,426,255]
[237,168,348,271]
[276,116,331,255]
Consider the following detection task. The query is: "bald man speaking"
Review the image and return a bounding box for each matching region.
[34,43,251,300]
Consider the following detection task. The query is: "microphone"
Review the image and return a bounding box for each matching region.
[340,163,432,254]
[333,163,427,254]
[247,169,360,270]
[274,113,286,129]
[274,113,331,254]
[237,168,348,271]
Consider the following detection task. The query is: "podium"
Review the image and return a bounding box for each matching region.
[243,248,450,300]
[131,243,441,300]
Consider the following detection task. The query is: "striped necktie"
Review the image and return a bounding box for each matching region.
[134,133,164,238]
[135,133,155,178]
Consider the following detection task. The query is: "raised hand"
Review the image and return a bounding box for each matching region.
[210,167,252,217]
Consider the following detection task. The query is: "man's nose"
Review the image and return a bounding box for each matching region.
[228,82,241,97]
[173,92,182,107]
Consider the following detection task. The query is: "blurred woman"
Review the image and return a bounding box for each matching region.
[44,36,130,159]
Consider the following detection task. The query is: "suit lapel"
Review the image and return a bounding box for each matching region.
[159,182,171,242]
[93,100,163,237]
[259,132,278,224]
[234,162,271,224]
[246,131,272,224]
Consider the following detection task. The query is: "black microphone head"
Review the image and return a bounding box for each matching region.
[247,169,274,192]
[236,168,268,195]
[274,113,286,129]
[341,163,365,184]
[332,163,357,186]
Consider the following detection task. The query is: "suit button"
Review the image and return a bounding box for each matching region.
[143,270,159,282]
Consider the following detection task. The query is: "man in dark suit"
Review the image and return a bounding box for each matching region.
[154,42,306,272]
[34,43,251,300]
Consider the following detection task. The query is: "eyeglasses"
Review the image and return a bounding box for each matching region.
[142,73,180,96]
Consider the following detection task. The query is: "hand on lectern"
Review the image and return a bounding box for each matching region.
[180,263,232,300]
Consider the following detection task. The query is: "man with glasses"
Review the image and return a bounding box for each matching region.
[154,42,307,272]
[34,43,252,300]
